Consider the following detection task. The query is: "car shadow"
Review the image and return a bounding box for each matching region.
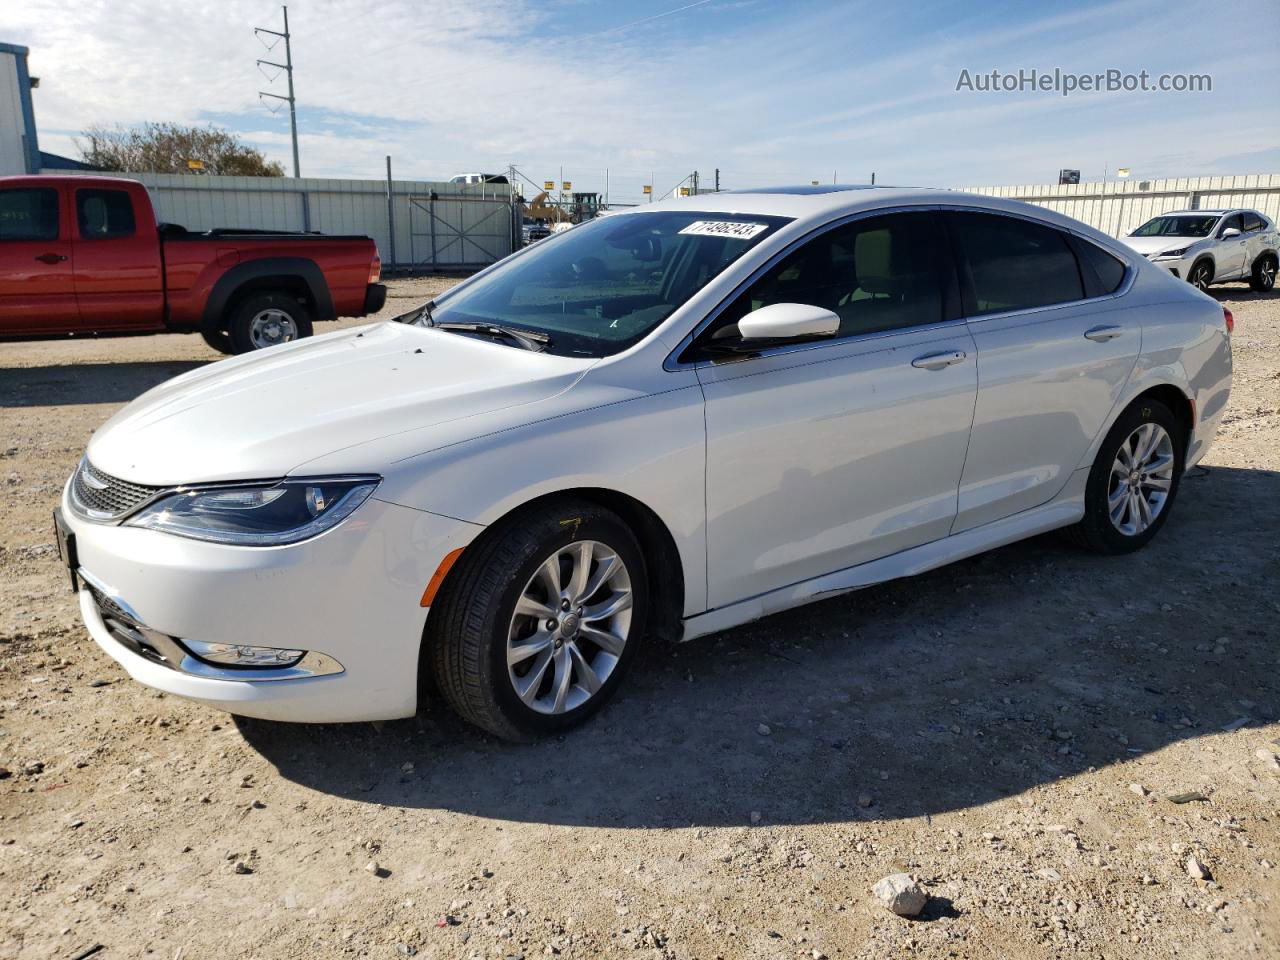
[1208,282,1278,303]
[237,463,1279,828]
[0,361,207,407]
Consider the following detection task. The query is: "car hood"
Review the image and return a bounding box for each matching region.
[1123,235,1200,256]
[87,322,596,485]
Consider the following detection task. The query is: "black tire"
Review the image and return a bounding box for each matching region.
[1250,253,1277,292]
[1188,259,1213,292]
[200,326,234,355]
[1065,398,1185,555]
[227,291,314,354]
[426,498,649,741]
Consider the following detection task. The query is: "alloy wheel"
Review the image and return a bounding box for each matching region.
[506,540,633,715]
[1107,422,1175,536]
[1261,258,1277,290]
[1190,264,1211,291]
[248,308,300,349]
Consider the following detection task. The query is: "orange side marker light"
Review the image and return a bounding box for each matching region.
[420,547,465,607]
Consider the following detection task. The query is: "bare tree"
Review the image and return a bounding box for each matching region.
[77,123,285,177]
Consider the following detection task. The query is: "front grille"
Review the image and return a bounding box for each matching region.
[71,460,165,520]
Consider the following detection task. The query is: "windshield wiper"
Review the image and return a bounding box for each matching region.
[431,320,551,352]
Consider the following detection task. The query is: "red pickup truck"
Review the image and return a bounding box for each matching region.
[0,175,386,353]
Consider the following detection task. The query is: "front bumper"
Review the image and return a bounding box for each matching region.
[63,488,481,723]
[1146,253,1190,280]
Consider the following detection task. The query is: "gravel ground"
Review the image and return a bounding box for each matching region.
[1,278,1277,960]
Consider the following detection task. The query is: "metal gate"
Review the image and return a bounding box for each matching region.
[407,194,515,269]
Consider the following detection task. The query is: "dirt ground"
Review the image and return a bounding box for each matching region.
[1,277,1277,960]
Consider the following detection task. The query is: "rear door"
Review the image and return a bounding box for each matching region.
[694,210,978,607]
[71,185,165,330]
[0,184,80,334]
[946,210,1140,532]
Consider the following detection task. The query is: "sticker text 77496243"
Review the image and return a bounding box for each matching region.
[678,221,769,240]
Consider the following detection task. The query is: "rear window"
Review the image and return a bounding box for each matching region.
[77,189,136,238]
[0,188,59,242]
[1074,239,1127,294]
[949,212,1084,315]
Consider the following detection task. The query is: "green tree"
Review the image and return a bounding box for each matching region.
[77,122,285,177]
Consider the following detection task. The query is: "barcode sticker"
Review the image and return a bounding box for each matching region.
[678,221,769,240]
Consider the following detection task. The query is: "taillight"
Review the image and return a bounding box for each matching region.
[369,255,381,284]
[1223,307,1234,335]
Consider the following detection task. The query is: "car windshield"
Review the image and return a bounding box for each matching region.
[422,211,792,356]
[1130,215,1219,238]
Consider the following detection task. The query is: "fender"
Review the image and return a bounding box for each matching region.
[199,257,335,335]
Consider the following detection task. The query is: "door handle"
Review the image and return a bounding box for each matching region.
[35,253,68,264]
[1084,325,1123,342]
[911,350,966,370]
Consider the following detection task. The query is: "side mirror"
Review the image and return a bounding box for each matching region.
[1221,227,1241,239]
[737,302,839,341]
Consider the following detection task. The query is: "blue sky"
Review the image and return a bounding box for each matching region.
[8,0,1278,202]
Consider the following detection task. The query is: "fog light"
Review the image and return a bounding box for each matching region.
[183,639,306,668]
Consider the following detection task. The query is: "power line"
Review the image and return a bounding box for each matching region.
[255,5,300,178]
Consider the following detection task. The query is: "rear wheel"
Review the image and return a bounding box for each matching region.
[426,498,648,740]
[1250,253,1277,292]
[1188,260,1213,292]
[1066,398,1185,554]
[227,292,313,354]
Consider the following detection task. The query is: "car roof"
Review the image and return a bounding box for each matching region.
[617,184,1115,238]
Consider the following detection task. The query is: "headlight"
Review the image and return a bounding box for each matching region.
[1154,247,1189,259]
[124,476,379,546]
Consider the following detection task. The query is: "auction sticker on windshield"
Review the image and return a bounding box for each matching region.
[678,220,770,239]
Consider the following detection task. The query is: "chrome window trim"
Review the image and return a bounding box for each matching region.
[933,203,1137,325]
[662,203,960,371]
[662,201,1139,371]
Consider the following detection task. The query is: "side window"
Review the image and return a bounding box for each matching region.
[1218,213,1244,237]
[710,212,944,342]
[76,189,136,238]
[1242,212,1263,233]
[0,188,59,242]
[1073,239,1128,295]
[949,212,1084,315]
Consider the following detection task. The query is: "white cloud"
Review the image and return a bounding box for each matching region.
[9,0,1276,196]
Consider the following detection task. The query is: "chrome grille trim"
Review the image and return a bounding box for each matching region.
[69,459,169,522]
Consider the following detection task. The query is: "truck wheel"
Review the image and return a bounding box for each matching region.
[228,292,313,354]
[1250,253,1277,292]
[200,327,234,355]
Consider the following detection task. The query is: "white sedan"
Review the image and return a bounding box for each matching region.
[57,185,1233,740]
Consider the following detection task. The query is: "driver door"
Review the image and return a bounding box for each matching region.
[689,211,978,608]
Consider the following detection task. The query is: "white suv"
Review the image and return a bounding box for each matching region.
[1123,208,1278,292]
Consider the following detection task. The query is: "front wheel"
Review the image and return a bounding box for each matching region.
[227,292,314,354]
[426,499,648,740]
[1188,260,1213,292]
[1066,398,1185,554]
[1250,254,1277,292]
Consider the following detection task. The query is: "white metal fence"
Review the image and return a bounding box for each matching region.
[38,169,517,269]
[960,173,1280,238]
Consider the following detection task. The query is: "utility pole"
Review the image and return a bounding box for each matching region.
[714,168,720,192]
[256,5,301,178]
